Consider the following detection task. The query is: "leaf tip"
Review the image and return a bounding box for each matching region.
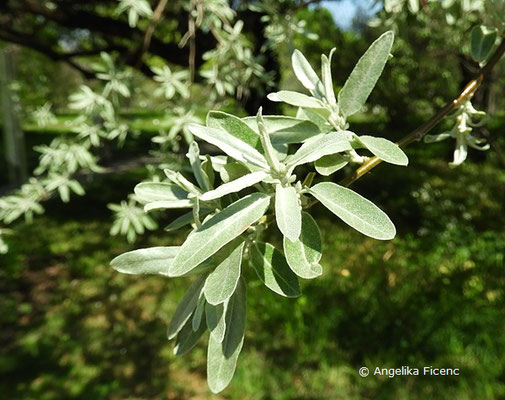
[267,92,281,102]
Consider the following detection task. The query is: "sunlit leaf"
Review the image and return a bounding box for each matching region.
[267,91,325,109]
[250,242,301,297]
[204,242,244,305]
[200,171,268,201]
[355,135,408,166]
[188,124,268,169]
[242,115,321,144]
[284,213,322,279]
[286,131,352,169]
[292,49,325,98]
[338,31,394,117]
[169,193,270,276]
[310,182,396,240]
[207,278,246,393]
[314,154,348,175]
[110,246,179,275]
[275,185,301,242]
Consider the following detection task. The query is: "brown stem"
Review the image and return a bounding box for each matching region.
[135,0,169,68]
[339,38,505,188]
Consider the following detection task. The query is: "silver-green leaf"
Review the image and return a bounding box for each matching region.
[144,199,193,212]
[291,49,325,98]
[203,242,244,305]
[187,141,211,191]
[167,274,207,340]
[192,292,206,331]
[110,246,179,276]
[286,131,352,170]
[241,115,321,144]
[310,182,396,240]
[338,31,394,117]
[250,242,301,297]
[283,213,323,279]
[207,279,246,393]
[321,49,337,105]
[314,154,348,176]
[275,185,301,242]
[134,182,189,204]
[188,123,268,169]
[355,135,408,166]
[200,171,268,201]
[207,111,263,151]
[169,193,270,276]
[206,302,227,343]
[267,91,325,109]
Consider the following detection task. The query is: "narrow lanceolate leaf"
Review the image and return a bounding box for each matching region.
[174,315,207,356]
[292,49,325,98]
[207,279,246,394]
[144,199,193,212]
[207,111,262,151]
[310,182,396,240]
[111,246,179,276]
[355,135,408,166]
[200,171,268,201]
[206,302,227,343]
[321,49,336,105]
[192,292,206,331]
[315,154,348,176]
[169,193,270,276]
[284,213,323,279]
[187,142,210,191]
[241,116,321,144]
[471,25,498,63]
[267,91,325,109]
[167,274,207,340]
[204,242,244,305]
[338,31,394,117]
[286,131,352,170]
[222,278,246,357]
[135,182,189,203]
[250,242,301,297]
[188,123,268,169]
[275,185,301,242]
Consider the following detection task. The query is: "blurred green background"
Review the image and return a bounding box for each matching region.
[2,1,505,399]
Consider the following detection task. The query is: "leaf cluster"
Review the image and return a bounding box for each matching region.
[111,31,410,392]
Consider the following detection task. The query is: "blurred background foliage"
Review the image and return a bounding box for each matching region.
[2,0,505,398]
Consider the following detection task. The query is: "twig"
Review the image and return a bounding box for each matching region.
[136,0,169,68]
[339,38,505,188]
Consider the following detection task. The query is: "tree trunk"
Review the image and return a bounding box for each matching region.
[1,47,27,187]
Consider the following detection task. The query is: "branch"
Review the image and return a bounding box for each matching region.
[0,28,95,78]
[135,0,170,68]
[8,0,191,67]
[339,38,505,188]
